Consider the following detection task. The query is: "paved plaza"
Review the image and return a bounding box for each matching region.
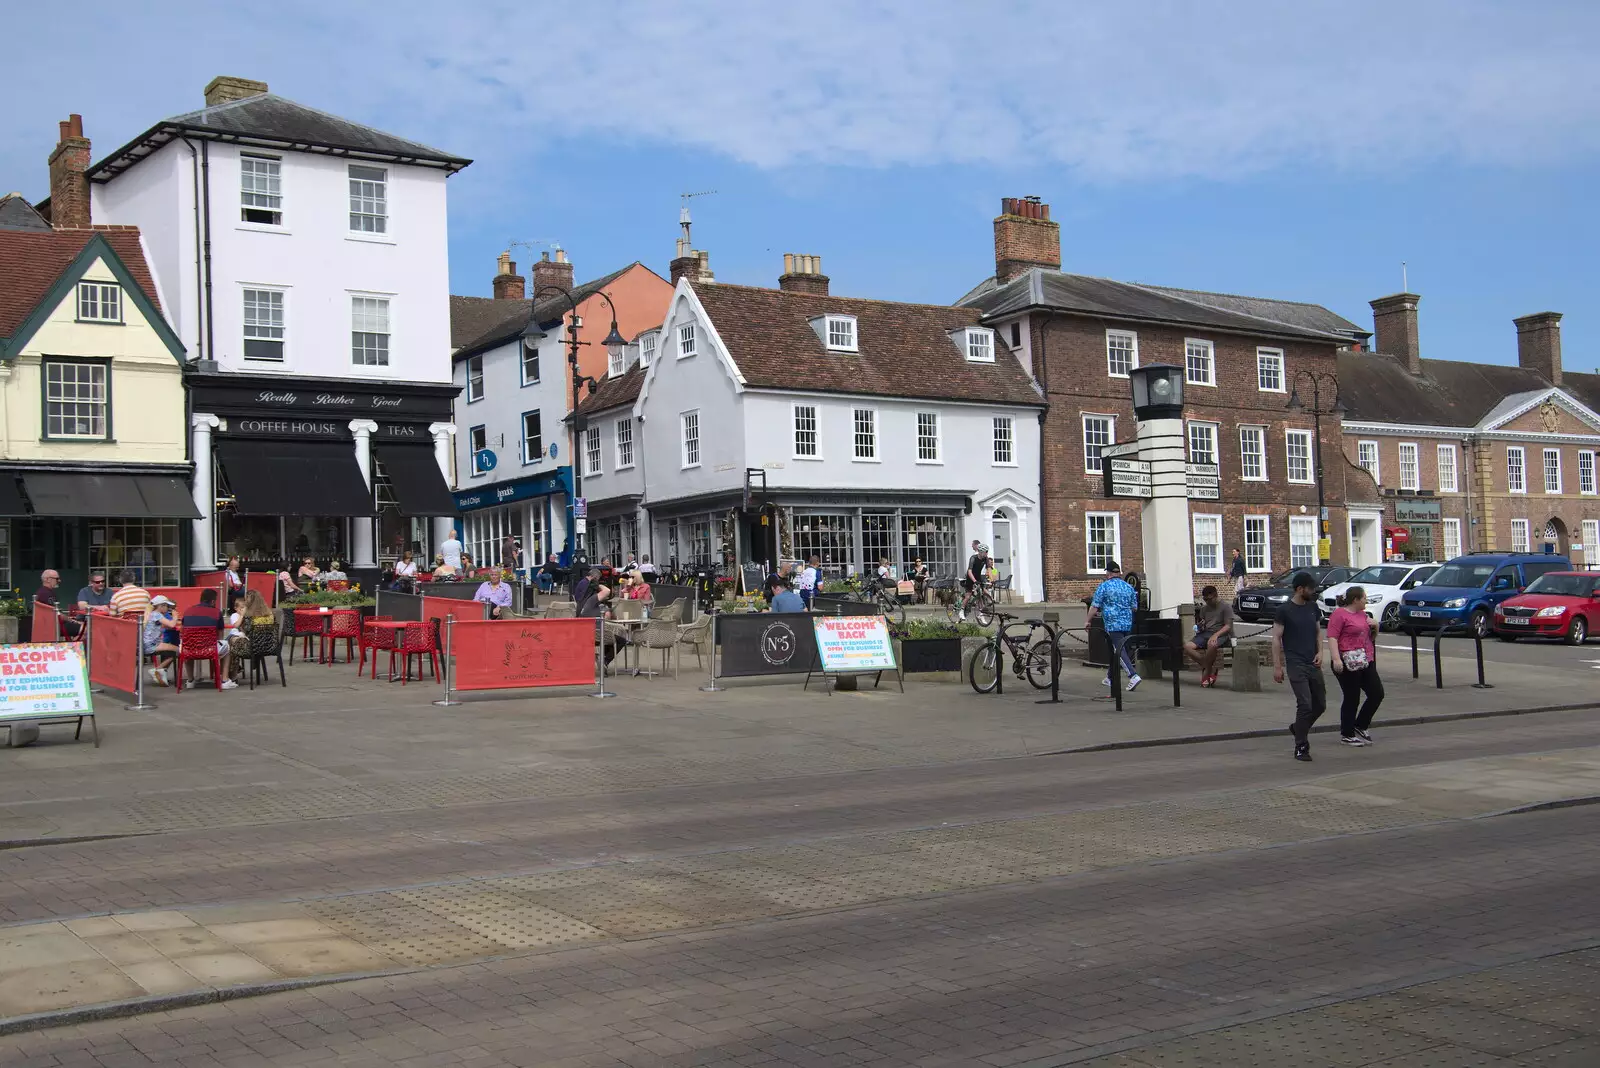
[2,641,1599,1065]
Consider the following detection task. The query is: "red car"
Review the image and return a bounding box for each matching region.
[1493,571,1600,644]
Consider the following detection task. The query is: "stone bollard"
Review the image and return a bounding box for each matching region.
[1135,653,1164,680]
[833,674,859,692]
[1231,643,1265,692]
[5,721,41,747]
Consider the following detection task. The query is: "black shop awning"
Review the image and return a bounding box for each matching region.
[215,440,376,517]
[373,442,457,517]
[20,473,200,518]
[0,475,28,516]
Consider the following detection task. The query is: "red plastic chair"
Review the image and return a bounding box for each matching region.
[359,615,394,676]
[391,621,440,685]
[175,626,222,692]
[289,610,325,663]
[325,579,351,592]
[327,609,362,664]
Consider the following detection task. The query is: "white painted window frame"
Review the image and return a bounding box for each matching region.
[1192,513,1224,573]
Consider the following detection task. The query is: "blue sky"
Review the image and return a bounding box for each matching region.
[5,1,1597,368]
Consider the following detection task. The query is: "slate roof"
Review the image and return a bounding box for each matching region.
[1337,349,1562,427]
[0,192,51,232]
[958,269,1351,343]
[1565,371,1600,415]
[691,282,1044,408]
[88,93,470,181]
[450,264,638,360]
[0,227,162,340]
[576,364,646,416]
[1137,284,1369,342]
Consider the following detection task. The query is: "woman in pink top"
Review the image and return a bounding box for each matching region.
[1326,586,1383,746]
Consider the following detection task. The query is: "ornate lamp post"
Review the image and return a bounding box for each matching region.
[522,286,627,565]
[1286,371,1347,565]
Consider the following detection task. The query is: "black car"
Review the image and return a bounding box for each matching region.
[1234,565,1355,623]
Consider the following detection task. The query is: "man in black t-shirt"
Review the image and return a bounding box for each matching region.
[1273,572,1325,762]
[180,589,236,689]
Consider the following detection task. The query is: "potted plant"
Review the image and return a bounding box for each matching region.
[281,584,377,618]
[0,591,25,644]
[890,618,984,674]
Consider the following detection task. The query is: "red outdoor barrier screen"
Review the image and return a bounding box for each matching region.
[88,612,140,694]
[246,571,278,606]
[146,584,225,609]
[189,570,228,589]
[423,595,488,623]
[450,618,597,691]
[31,602,61,642]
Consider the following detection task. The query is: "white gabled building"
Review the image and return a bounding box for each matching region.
[576,253,1047,599]
[82,76,469,575]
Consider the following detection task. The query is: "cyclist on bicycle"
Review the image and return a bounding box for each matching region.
[959,544,992,621]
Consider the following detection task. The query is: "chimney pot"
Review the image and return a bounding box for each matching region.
[491,251,525,301]
[779,253,830,295]
[204,76,269,107]
[47,114,92,229]
[1513,311,1563,386]
[532,247,575,298]
[1369,292,1423,374]
[993,196,1061,284]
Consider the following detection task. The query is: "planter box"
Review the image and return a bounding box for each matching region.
[897,637,962,674]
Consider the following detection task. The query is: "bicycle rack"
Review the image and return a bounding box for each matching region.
[1407,626,1493,690]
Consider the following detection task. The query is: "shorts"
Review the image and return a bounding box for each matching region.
[1192,628,1231,649]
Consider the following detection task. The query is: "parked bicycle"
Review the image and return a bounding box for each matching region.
[871,579,907,626]
[968,612,1055,693]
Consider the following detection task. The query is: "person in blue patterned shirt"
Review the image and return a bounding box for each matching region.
[1089,561,1141,691]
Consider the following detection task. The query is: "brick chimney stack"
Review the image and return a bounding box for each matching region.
[1370,293,1423,374]
[492,251,526,301]
[1514,311,1563,387]
[204,76,269,107]
[778,253,830,296]
[994,196,1060,284]
[47,115,91,229]
[532,247,575,298]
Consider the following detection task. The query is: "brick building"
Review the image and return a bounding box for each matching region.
[959,197,1368,602]
[1339,296,1600,568]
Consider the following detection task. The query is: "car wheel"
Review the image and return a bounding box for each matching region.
[1380,602,1401,632]
[1566,616,1588,646]
[1470,609,1490,639]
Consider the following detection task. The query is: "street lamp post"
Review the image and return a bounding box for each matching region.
[1285,371,1347,566]
[523,286,627,567]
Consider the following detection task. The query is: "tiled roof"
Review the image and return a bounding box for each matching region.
[576,364,645,416]
[450,264,638,361]
[691,282,1044,407]
[1564,371,1600,415]
[88,94,470,181]
[0,227,162,340]
[0,193,51,232]
[958,269,1350,342]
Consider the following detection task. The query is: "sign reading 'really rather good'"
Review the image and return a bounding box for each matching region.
[812,615,898,674]
[0,644,92,720]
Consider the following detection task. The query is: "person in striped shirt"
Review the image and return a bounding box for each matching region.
[108,571,152,620]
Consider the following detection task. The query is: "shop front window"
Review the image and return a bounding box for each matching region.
[793,513,855,577]
[901,514,958,582]
[463,505,524,571]
[689,517,714,568]
[862,512,895,576]
[0,521,9,590]
[287,517,348,565]
[90,519,179,586]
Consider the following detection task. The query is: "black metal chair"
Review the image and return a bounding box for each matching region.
[243,615,287,689]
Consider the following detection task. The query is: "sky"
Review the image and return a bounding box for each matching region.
[4,0,1598,369]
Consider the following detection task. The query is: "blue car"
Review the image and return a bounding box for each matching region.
[1399,552,1574,638]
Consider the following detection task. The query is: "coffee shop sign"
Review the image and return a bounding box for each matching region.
[255,391,405,409]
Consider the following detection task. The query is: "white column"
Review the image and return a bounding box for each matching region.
[190,413,221,568]
[1139,416,1193,619]
[349,419,378,569]
[429,422,457,555]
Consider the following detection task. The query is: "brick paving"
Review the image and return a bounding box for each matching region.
[2,805,1597,1066]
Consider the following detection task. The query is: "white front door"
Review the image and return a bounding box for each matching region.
[991,512,1012,581]
[1348,514,1381,569]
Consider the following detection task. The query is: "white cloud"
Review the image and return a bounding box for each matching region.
[3,0,1598,184]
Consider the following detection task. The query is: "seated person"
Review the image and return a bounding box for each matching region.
[77,572,114,612]
[1183,584,1235,688]
[536,554,562,592]
[875,556,895,589]
[320,560,348,583]
[576,581,627,665]
[459,552,476,576]
[473,570,512,619]
[277,570,302,600]
[296,557,320,584]
[180,589,236,689]
[624,572,653,602]
[573,568,599,606]
[33,569,84,640]
[143,596,180,687]
[431,553,458,579]
[766,575,806,613]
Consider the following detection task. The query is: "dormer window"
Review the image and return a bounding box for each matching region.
[639,330,658,367]
[964,327,995,363]
[608,343,626,378]
[824,315,857,352]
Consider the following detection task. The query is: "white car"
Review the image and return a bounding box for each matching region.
[1319,562,1441,631]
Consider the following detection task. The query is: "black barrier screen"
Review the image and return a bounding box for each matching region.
[812,597,880,616]
[415,583,482,601]
[652,584,696,619]
[376,590,423,621]
[717,613,821,677]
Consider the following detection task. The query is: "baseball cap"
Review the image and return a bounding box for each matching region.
[1105,561,1121,574]
[150,595,174,606]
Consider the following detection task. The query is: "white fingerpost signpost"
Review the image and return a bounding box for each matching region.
[1128,365,1194,620]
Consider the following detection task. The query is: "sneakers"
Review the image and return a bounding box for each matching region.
[220,679,238,691]
[148,667,167,687]
[1355,728,1374,744]
[1340,735,1368,747]
[1294,745,1312,762]
[1126,674,1142,692]
[1101,676,1112,687]
[957,612,966,622]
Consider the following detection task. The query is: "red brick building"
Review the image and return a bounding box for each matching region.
[1338,296,1600,569]
[960,198,1368,602]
